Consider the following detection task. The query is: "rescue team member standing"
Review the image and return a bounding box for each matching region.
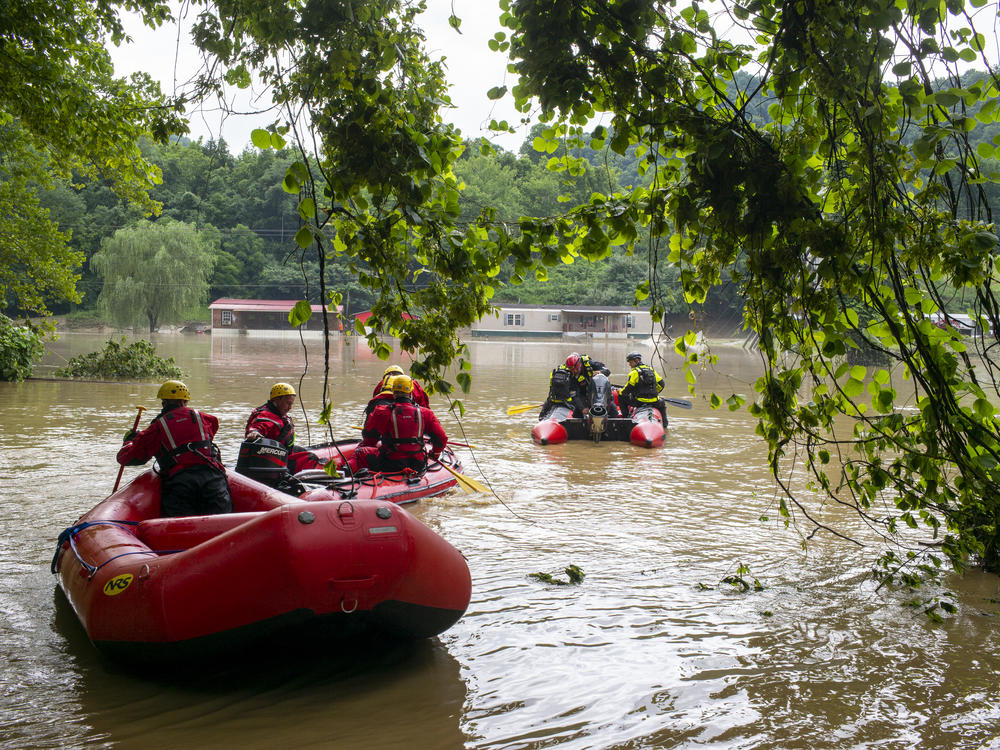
[245,382,322,473]
[350,375,448,473]
[117,380,232,517]
[370,365,430,408]
[618,352,666,423]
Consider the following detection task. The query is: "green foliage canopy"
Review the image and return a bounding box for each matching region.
[0,0,187,319]
[0,314,44,382]
[0,137,83,317]
[189,0,512,402]
[496,0,1000,582]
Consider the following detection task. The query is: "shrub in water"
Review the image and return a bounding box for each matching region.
[55,337,183,380]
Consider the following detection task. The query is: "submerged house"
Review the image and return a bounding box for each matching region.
[208,298,342,334]
[469,304,654,339]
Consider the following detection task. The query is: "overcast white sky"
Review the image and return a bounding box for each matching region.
[111,0,528,153]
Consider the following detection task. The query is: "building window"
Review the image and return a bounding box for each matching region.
[548,313,561,321]
[221,310,233,326]
[505,313,523,326]
[625,314,634,328]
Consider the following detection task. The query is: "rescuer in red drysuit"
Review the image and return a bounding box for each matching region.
[350,375,447,474]
[244,381,324,474]
[118,379,232,517]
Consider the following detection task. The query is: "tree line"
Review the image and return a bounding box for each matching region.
[14,129,694,330]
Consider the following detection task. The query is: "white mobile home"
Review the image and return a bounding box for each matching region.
[469,304,653,339]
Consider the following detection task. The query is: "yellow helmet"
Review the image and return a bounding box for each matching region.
[270,382,296,399]
[383,365,404,378]
[157,379,190,401]
[391,374,414,395]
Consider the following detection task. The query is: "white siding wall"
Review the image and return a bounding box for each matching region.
[470,306,654,337]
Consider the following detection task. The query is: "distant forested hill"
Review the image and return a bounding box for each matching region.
[30,68,1000,324]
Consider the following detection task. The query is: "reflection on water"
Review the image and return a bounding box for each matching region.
[55,587,468,750]
[2,333,1000,749]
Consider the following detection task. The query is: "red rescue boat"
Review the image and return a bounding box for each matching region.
[530,372,669,448]
[237,438,461,504]
[532,403,667,448]
[52,470,472,663]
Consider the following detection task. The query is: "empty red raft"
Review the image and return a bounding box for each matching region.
[52,469,472,662]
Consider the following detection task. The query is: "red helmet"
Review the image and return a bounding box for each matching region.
[566,353,582,374]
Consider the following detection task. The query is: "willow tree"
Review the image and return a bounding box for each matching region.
[92,219,216,332]
[473,0,1000,586]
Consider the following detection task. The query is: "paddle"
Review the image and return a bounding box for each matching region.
[348,424,477,449]
[440,463,490,494]
[507,403,543,415]
[663,398,693,409]
[113,405,147,493]
[609,385,693,411]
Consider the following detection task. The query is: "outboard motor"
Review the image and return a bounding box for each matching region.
[589,372,618,414]
[235,437,290,484]
[587,403,608,442]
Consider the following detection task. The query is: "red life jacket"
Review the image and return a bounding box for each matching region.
[156,407,223,478]
[377,400,426,462]
[363,390,395,419]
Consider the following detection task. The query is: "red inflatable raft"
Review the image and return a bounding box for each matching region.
[52,469,472,662]
[237,438,461,504]
[532,403,666,448]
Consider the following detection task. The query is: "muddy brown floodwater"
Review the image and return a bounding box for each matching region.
[2,333,999,749]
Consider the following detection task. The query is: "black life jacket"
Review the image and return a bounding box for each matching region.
[634,365,659,401]
[549,366,574,403]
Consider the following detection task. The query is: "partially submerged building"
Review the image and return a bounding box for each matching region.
[469,303,653,339]
[208,298,341,334]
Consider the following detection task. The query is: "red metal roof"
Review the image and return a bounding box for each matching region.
[209,298,328,313]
